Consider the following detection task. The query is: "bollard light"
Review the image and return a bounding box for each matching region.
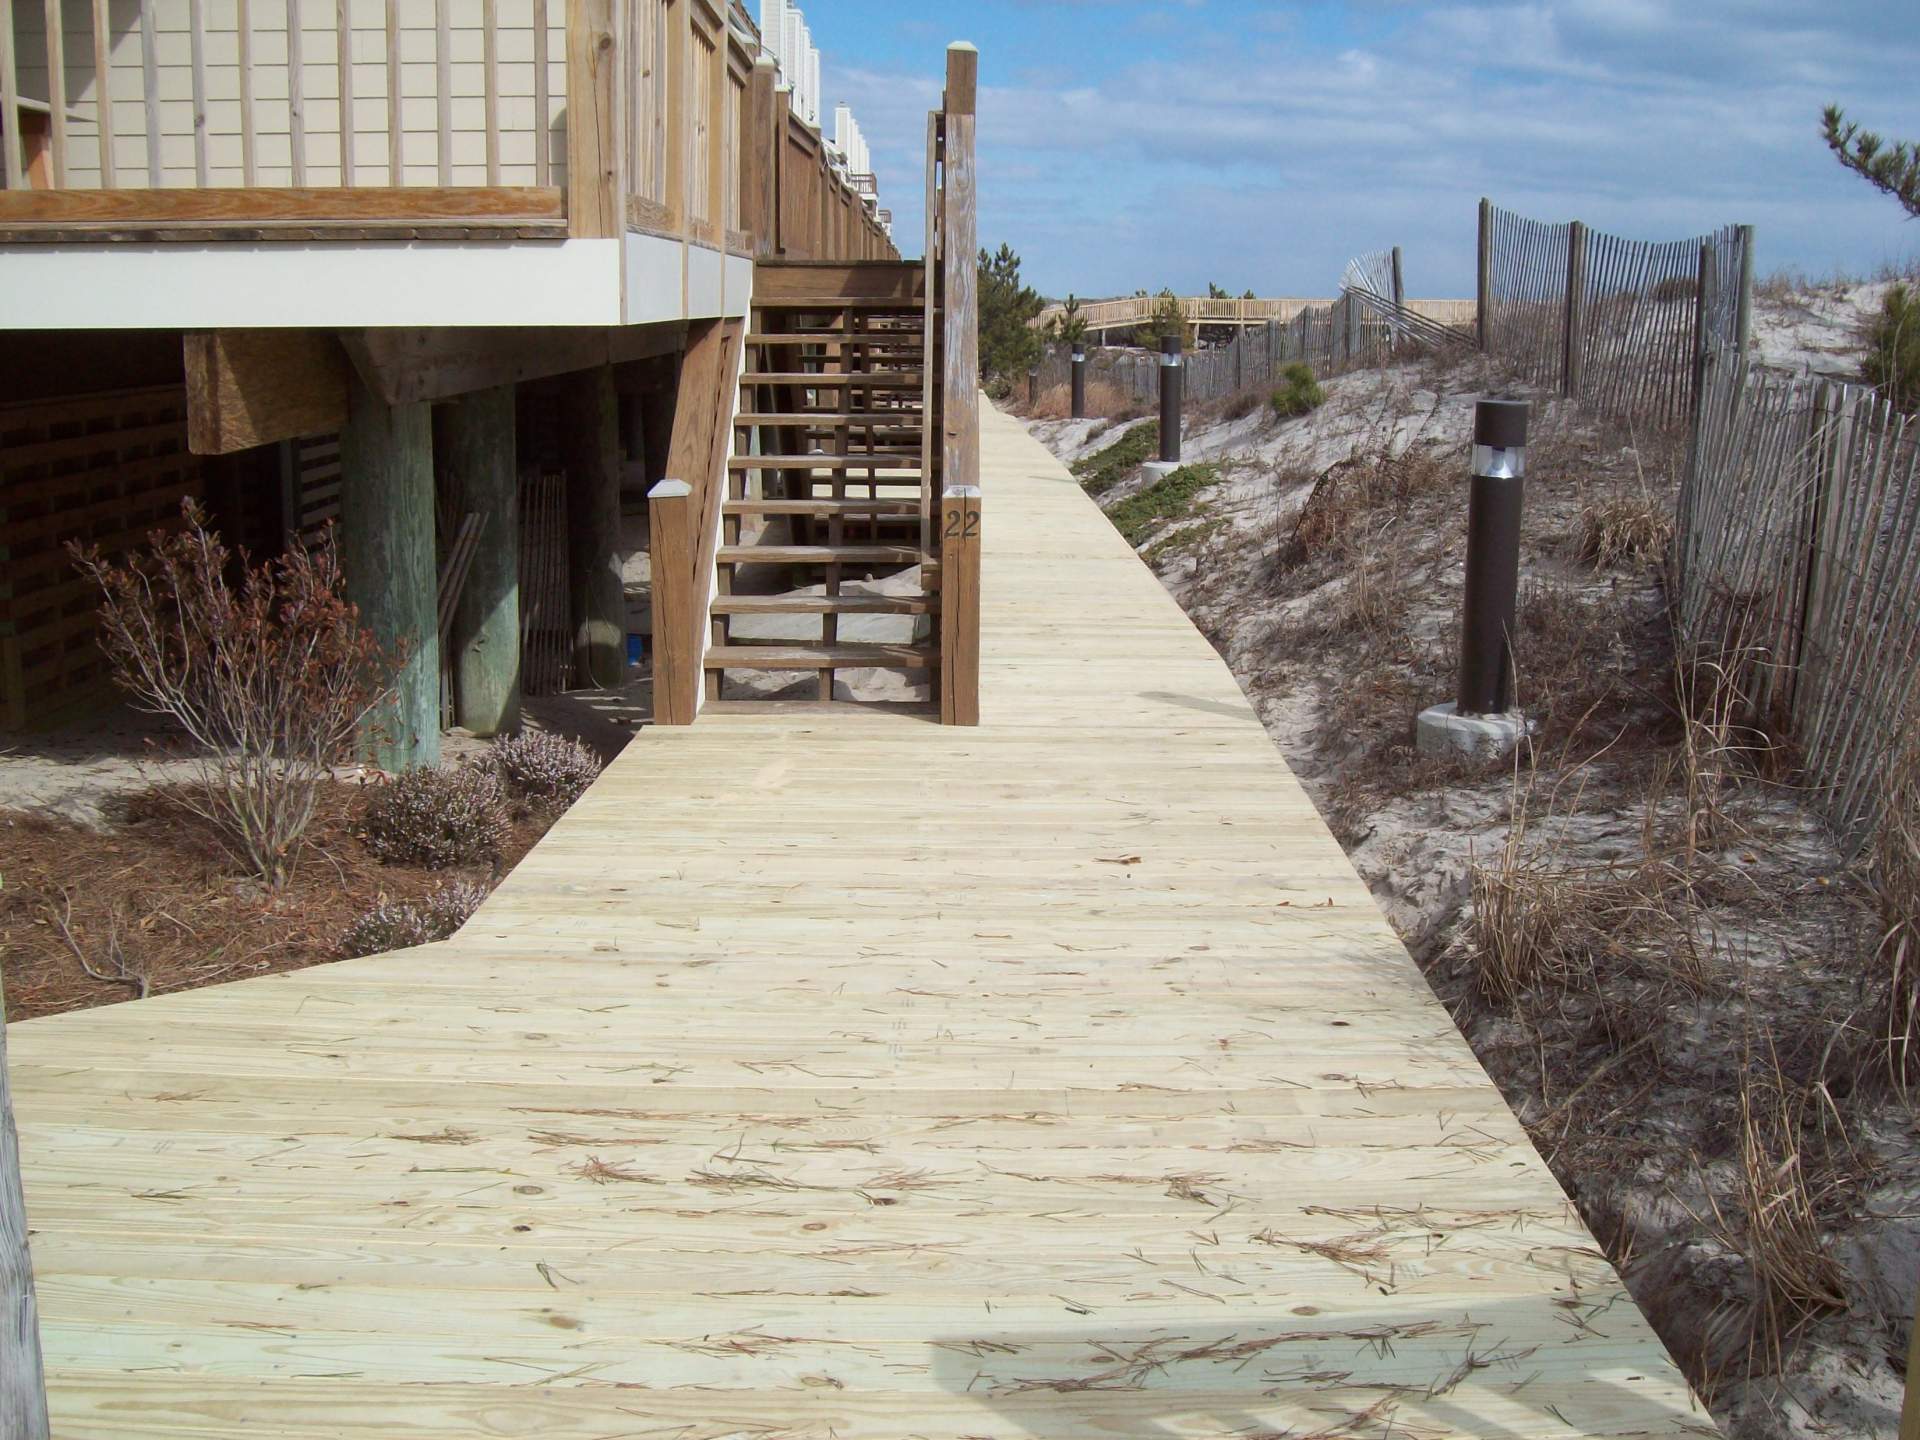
[1456,398,1530,716]
[1158,332,1183,464]
[1070,345,1087,419]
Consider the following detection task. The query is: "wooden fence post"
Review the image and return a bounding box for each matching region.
[1390,245,1405,345]
[565,0,625,238]
[1691,241,1715,414]
[647,480,696,725]
[940,487,981,727]
[1563,220,1588,397]
[1476,197,1493,352]
[1734,222,1755,360]
[1264,319,1277,384]
[1,967,51,1440]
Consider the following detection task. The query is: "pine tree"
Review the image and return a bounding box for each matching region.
[976,243,1045,391]
[1822,105,1920,218]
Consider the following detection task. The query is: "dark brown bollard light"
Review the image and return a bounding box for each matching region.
[1158,332,1183,464]
[1070,345,1087,419]
[1456,398,1530,715]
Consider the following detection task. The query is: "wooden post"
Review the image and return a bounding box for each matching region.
[436,386,521,737]
[1390,245,1405,345]
[340,373,441,771]
[1691,240,1715,414]
[772,86,792,256]
[0,0,24,190]
[647,479,696,725]
[566,0,624,237]
[1734,222,1755,360]
[0,968,50,1440]
[940,41,980,727]
[744,57,777,258]
[560,366,626,689]
[940,487,981,727]
[1476,197,1493,352]
[1563,220,1587,398]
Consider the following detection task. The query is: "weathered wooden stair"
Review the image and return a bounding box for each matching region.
[711,261,942,706]
[647,46,979,728]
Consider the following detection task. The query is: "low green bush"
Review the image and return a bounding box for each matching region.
[1271,363,1326,419]
[1107,463,1223,546]
[1070,419,1158,495]
[1866,283,1920,412]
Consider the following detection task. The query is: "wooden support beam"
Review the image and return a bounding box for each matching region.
[940,486,981,727]
[0,965,49,1440]
[183,329,352,455]
[560,366,626,688]
[567,0,624,239]
[1476,197,1492,352]
[339,373,441,771]
[435,387,521,737]
[647,479,696,726]
[342,322,688,407]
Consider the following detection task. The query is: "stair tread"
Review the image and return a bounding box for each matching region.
[741,372,924,386]
[747,333,925,345]
[723,497,921,516]
[735,413,924,425]
[705,642,937,669]
[711,593,936,615]
[730,455,923,472]
[703,699,940,717]
[719,544,921,565]
[753,297,928,309]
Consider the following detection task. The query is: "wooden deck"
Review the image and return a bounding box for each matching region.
[6,405,1707,1438]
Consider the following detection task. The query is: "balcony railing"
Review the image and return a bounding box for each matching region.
[0,0,893,255]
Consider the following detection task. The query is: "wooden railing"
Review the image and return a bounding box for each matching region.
[1032,293,1477,336]
[931,43,978,727]
[0,0,893,256]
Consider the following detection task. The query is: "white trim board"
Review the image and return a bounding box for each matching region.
[0,240,628,329]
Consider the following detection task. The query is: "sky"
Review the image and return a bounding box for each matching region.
[788,0,1920,301]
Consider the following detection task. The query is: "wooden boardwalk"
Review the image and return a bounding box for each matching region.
[7,406,1707,1438]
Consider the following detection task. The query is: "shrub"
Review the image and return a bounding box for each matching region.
[1070,419,1158,496]
[493,731,603,811]
[1221,389,1265,422]
[1271,363,1326,418]
[1106,463,1223,546]
[69,499,399,888]
[1864,282,1920,412]
[360,762,510,869]
[340,879,489,957]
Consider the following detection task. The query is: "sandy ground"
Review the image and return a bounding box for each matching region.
[1020,322,1916,1440]
[1749,280,1896,381]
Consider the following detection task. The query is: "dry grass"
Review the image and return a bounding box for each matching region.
[1277,445,1455,572]
[1025,380,1143,422]
[1701,1039,1851,1375]
[1576,488,1674,570]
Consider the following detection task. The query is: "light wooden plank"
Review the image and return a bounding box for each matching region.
[7,409,1704,1440]
[286,0,305,185]
[186,0,209,186]
[86,0,113,186]
[0,0,22,191]
[433,0,451,187]
[0,964,49,1439]
[41,0,67,187]
[384,0,400,184]
[0,187,565,224]
[336,0,353,186]
[531,0,548,187]
[480,0,499,185]
[137,0,160,186]
[236,0,255,185]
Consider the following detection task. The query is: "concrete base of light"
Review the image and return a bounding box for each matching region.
[1416,703,1531,761]
[1140,460,1184,481]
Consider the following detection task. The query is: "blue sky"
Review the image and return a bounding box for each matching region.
[793,0,1920,300]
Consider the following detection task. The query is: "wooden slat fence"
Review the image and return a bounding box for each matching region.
[1675,346,1920,849]
[1480,199,1752,430]
[1040,277,1455,407]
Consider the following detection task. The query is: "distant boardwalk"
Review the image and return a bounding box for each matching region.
[7,405,1703,1438]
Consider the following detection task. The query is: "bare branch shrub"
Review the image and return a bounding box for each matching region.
[69,499,399,888]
